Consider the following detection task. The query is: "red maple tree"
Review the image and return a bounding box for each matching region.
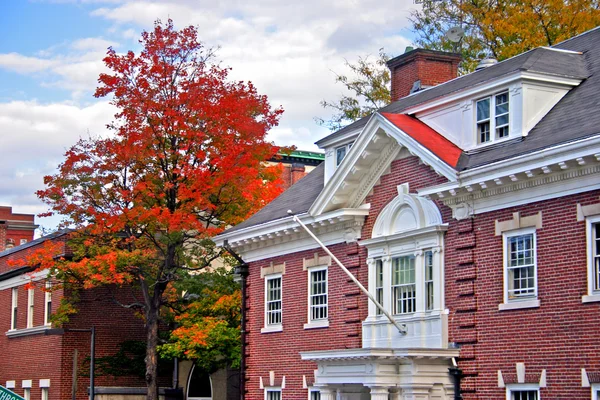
[34,20,283,400]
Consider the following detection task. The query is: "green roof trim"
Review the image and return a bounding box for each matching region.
[285,150,325,161]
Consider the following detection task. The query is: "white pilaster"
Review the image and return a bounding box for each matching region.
[369,386,390,400]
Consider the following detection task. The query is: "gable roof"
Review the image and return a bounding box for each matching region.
[225,27,600,233]
[224,163,325,233]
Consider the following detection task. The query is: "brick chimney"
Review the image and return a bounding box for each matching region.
[387,48,461,102]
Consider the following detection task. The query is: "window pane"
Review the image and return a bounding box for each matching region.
[478,122,490,143]
[310,269,327,321]
[375,260,384,315]
[511,390,538,400]
[267,390,281,400]
[392,256,416,314]
[496,92,509,113]
[267,277,282,325]
[425,251,434,311]
[508,234,536,299]
[336,146,347,166]
[310,390,321,400]
[496,114,509,126]
[477,98,490,121]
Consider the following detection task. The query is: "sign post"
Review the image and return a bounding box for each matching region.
[0,385,25,400]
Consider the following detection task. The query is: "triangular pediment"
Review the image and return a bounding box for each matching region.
[309,113,460,216]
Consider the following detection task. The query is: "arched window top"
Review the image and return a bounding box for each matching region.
[372,183,443,238]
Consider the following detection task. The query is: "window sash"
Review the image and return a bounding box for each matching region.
[309,269,327,321]
[424,251,434,311]
[507,234,536,299]
[511,390,538,400]
[11,287,18,330]
[594,223,600,292]
[266,277,282,326]
[266,389,281,400]
[375,259,384,315]
[45,282,52,326]
[309,390,320,400]
[477,92,509,143]
[392,256,416,314]
[27,288,34,328]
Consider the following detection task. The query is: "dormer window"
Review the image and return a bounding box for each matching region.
[335,143,353,167]
[476,91,509,144]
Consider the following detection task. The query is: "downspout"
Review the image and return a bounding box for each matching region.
[448,358,464,400]
[223,240,249,400]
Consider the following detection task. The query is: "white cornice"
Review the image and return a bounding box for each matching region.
[300,347,459,361]
[404,70,582,116]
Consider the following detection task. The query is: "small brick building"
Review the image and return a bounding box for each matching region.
[216,28,600,399]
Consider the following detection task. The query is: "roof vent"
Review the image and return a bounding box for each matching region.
[475,58,498,71]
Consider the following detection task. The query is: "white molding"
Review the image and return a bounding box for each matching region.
[304,320,329,330]
[5,381,15,389]
[6,325,48,338]
[498,299,540,311]
[39,379,50,388]
[0,269,49,291]
[22,380,32,389]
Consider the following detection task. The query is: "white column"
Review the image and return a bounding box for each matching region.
[367,258,376,317]
[414,250,424,312]
[382,256,392,315]
[368,386,390,400]
[318,387,336,400]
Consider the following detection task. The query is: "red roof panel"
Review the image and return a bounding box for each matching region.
[381,112,462,168]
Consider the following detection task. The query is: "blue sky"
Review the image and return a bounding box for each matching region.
[0,0,418,232]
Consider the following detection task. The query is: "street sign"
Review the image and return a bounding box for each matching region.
[0,385,25,400]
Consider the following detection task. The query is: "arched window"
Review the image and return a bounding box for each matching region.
[187,364,212,400]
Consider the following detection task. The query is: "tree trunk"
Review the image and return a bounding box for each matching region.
[145,305,160,400]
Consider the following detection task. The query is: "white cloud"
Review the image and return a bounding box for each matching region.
[0,53,60,73]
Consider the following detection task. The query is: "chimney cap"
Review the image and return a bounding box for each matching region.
[387,48,462,70]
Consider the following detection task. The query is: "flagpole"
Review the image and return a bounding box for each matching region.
[289,211,406,334]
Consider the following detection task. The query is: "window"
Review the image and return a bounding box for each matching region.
[23,388,30,400]
[309,389,320,400]
[477,91,509,144]
[510,390,538,400]
[266,275,282,327]
[506,232,537,300]
[335,143,352,167]
[41,388,48,400]
[392,256,416,315]
[27,288,34,328]
[424,251,434,311]
[592,384,600,400]
[11,287,18,330]
[44,282,52,326]
[265,388,281,400]
[20,239,27,245]
[375,259,384,315]
[309,268,327,322]
[584,217,600,303]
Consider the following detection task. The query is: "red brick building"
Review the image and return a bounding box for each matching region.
[0,206,38,251]
[216,28,600,399]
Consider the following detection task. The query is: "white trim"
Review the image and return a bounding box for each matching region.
[501,227,538,309]
[592,383,600,400]
[584,215,600,302]
[262,273,282,333]
[506,383,540,400]
[39,379,50,388]
[22,380,32,389]
[0,269,50,291]
[5,381,15,389]
[44,281,52,326]
[404,69,581,116]
[27,287,34,329]
[10,287,18,331]
[305,265,328,328]
[6,325,48,338]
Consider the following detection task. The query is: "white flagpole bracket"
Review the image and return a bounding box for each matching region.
[289,211,407,335]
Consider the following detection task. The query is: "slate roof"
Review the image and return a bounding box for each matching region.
[224,27,600,233]
[225,163,325,233]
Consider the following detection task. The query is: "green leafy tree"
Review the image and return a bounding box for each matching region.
[411,0,600,72]
[317,49,391,131]
[159,267,241,373]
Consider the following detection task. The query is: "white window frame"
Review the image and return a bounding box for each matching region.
[262,273,283,333]
[499,227,540,311]
[391,255,416,315]
[304,266,329,329]
[334,142,352,167]
[506,384,539,400]
[583,215,600,303]
[41,388,48,400]
[308,388,320,400]
[264,387,282,400]
[27,288,35,328]
[592,383,600,400]
[11,287,18,330]
[44,282,52,326]
[476,90,510,145]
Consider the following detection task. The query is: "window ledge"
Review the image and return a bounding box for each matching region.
[6,325,48,338]
[261,325,282,334]
[582,294,600,303]
[498,299,540,311]
[304,320,329,330]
